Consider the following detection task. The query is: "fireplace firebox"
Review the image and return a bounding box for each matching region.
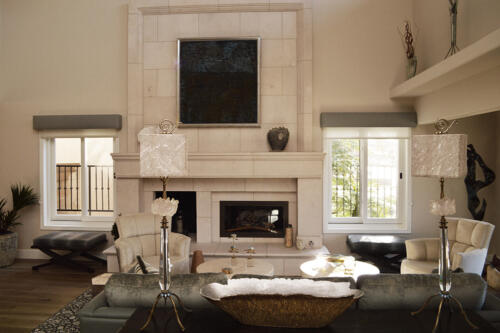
[220,201,287,238]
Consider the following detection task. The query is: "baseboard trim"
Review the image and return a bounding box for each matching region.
[17,249,50,259]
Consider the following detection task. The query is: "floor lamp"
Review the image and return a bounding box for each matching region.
[411,119,476,332]
[138,119,190,331]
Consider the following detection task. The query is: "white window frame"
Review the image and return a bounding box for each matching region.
[39,130,118,231]
[323,127,412,234]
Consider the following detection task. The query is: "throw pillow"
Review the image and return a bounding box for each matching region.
[128,256,159,274]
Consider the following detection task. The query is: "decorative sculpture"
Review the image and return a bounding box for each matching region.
[445,0,460,58]
[464,144,496,220]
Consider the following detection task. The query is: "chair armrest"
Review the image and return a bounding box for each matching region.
[114,238,139,273]
[405,238,440,261]
[451,248,487,274]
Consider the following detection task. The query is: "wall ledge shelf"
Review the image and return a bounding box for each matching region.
[390,27,500,99]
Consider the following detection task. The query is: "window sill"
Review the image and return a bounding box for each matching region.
[324,222,410,234]
[41,220,113,232]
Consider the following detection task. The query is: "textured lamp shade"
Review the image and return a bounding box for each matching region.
[138,127,187,177]
[412,134,467,178]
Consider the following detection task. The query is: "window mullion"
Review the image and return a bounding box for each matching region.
[360,139,368,223]
[49,139,57,219]
[81,138,89,217]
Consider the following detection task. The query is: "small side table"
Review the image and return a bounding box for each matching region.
[196,258,274,278]
[300,259,379,281]
[91,272,113,296]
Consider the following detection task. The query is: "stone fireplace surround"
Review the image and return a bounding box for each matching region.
[110,1,325,274]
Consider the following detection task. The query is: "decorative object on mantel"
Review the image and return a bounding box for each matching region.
[296,238,305,250]
[285,224,293,248]
[411,118,477,332]
[175,210,184,234]
[398,20,418,79]
[465,144,496,220]
[0,184,38,267]
[445,0,460,58]
[245,246,256,267]
[200,278,363,328]
[137,118,190,332]
[267,126,289,151]
[229,233,239,266]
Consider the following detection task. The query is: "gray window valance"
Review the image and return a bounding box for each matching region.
[33,115,122,130]
[320,111,417,128]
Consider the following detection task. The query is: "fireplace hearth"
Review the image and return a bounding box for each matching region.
[220,201,288,238]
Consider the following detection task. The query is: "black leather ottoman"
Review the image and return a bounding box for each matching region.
[32,231,107,273]
[346,234,408,273]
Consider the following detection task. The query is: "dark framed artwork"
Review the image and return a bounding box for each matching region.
[177,38,260,127]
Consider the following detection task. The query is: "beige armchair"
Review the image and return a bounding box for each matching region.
[114,213,191,274]
[401,217,494,275]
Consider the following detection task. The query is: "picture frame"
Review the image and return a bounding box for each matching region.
[177,38,261,127]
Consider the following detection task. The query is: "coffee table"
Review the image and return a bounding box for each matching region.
[119,307,497,333]
[300,258,379,281]
[196,257,274,277]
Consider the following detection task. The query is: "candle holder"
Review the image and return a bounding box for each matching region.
[229,233,239,266]
[246,247,256,267]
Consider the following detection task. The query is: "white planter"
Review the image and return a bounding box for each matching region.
[0,232,17,267]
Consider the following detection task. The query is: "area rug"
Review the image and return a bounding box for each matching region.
[31,288,93,333]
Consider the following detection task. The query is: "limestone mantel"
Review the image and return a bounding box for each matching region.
[113,152,325,248]
[112,152,324,179]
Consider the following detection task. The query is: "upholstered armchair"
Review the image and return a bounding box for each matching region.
[401,217,494,275]
[114,213,191,274]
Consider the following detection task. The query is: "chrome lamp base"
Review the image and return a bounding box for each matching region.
[411,291,477,332]
[140,290,191,331]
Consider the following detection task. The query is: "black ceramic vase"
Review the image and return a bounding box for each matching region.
[267,127,289,151]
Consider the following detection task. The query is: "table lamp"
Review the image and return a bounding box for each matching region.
[411,119,476,332]
[138,119,190,331]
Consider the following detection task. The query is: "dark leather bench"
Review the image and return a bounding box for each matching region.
[32,231,107,273]
[346,234,408,273]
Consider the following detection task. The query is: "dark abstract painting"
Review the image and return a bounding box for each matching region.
[178,39,259,125]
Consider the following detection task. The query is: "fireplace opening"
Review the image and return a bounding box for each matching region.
[155,191,196,236]
[220,201,287,238]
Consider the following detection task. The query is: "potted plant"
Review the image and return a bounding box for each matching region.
[0,184,38,267]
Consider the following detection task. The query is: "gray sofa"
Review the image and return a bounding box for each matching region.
[78,273,500,333]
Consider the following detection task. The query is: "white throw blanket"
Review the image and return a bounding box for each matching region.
[200,278,358,301]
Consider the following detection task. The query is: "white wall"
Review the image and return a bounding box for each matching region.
[0,0,128,249]
[413,0,500,71]
[313,0,413,252]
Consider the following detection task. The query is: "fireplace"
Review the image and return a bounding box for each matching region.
[220,201,288,238]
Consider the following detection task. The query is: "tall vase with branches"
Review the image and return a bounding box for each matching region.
[0,184,38,267]
[399,20,418,79]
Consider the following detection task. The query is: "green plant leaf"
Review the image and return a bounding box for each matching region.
[0,184,38,233]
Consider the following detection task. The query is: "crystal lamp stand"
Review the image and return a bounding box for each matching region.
[141,177,191,331]
[410,178,477,332]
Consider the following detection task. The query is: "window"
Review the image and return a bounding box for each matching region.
[323,128,411,233]
[40,136,116,230]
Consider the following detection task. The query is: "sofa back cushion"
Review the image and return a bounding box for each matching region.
[105,273,227,309]
[357,273,486,310]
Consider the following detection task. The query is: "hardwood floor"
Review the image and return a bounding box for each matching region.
[0,259,106,333]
